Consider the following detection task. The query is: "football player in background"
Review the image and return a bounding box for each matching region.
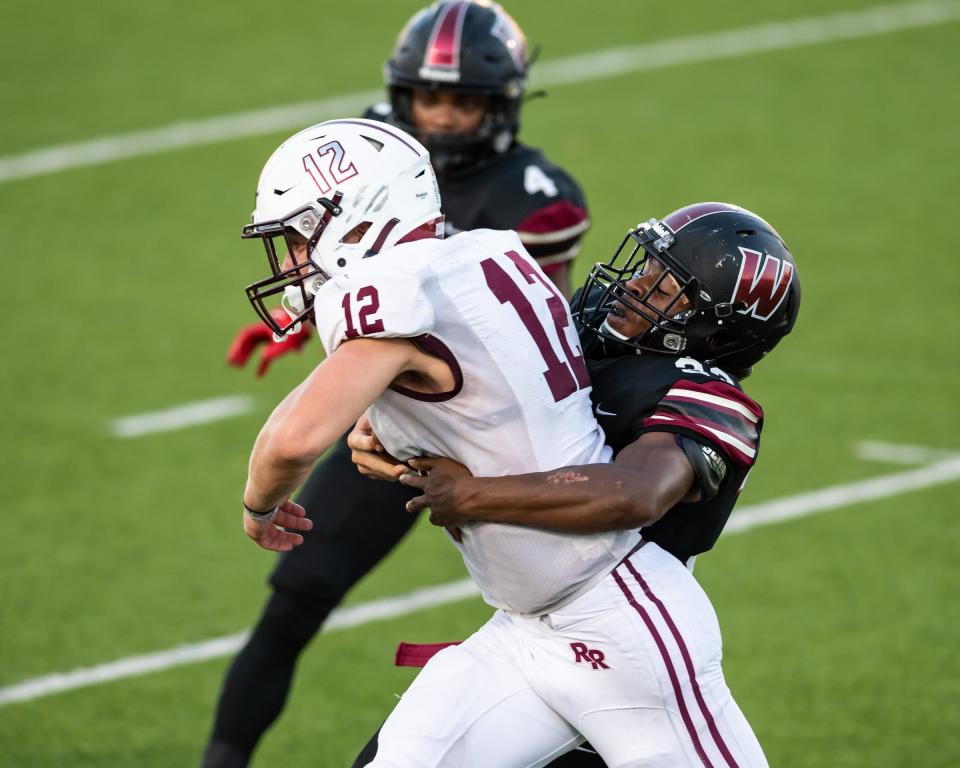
[204,3,590,766]
[348,202,800,766]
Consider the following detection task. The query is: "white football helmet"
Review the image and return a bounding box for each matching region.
[242,118,443,336]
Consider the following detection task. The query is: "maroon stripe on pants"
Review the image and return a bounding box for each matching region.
[623,559,741,768]
[612,568,715,768]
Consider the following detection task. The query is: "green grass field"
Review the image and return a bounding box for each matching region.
[2,0,959,765]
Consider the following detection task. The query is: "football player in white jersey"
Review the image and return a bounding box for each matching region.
[207,7,595,764]
[241,118,629,614]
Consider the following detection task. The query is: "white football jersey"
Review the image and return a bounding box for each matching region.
[313,230,634,615]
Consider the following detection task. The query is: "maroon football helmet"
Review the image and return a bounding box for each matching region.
[574,203,801,377]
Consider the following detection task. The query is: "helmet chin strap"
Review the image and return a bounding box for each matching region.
[600,317,633,341]
[275,289,305,342]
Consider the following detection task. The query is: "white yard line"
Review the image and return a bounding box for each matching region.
[2,0,958,184]
[725,455,960,532]
[533,0,960,86]
[2,445,958,707]
[0,580,481,707]
[854,440,959,465]
[108,395,255,437]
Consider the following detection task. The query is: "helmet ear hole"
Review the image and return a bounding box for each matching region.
[708,330,739,350]
[341,221,373,244]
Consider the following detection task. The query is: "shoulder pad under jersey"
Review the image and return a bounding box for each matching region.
[641,358,762,470]
[313,256,435,354]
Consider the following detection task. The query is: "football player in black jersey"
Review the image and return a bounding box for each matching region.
[348,202,800,766]
[204,3,591,766]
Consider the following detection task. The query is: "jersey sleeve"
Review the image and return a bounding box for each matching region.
[313,268,435,354]
[640,378,764,471]
[483,147,590,273]
[514,165,590,273]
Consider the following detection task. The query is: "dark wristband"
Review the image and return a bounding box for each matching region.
[243,501,278,523]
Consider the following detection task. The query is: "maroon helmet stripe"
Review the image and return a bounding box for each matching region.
[623,559,743,768]
[425,1,470,69]
[662,202,784,241]
[663,202,744,233]
[612,567,717,768]
[320,119,421,155]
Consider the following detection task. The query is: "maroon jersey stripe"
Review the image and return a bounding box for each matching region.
[659,395,759,434]
[424,1,470,70]
[643,412,756,468]
[665,380,763,422]
[651,400,759,451]
[612,568,716,767]
[516,200,589,236]
[655,383,761,446]
[623,559,742,768]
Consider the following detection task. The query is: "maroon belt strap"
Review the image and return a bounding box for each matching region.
[394,641,462,668]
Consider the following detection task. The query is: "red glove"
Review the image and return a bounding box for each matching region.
[227,309,312,377]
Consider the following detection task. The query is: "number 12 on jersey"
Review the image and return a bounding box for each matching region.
[481,250,590,402]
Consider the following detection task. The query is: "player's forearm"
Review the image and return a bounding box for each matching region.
[244,425,320,511]
[455,465,661,533]
[244,339,414,510]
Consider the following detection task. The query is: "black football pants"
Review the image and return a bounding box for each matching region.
[203,434,419,766]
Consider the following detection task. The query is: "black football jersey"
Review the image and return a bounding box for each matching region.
[363,103,589,270]
[585,353,764,563]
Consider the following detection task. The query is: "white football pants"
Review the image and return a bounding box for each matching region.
[368,542,768,768]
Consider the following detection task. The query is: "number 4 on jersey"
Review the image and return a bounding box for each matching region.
[482,251,589,402]
[523,165,558,197]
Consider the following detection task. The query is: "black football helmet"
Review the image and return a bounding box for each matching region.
[385,0,528,172]
[574,203,801,378]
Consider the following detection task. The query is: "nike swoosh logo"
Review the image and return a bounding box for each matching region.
[594,405,618,417]
[273,186,294,196]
